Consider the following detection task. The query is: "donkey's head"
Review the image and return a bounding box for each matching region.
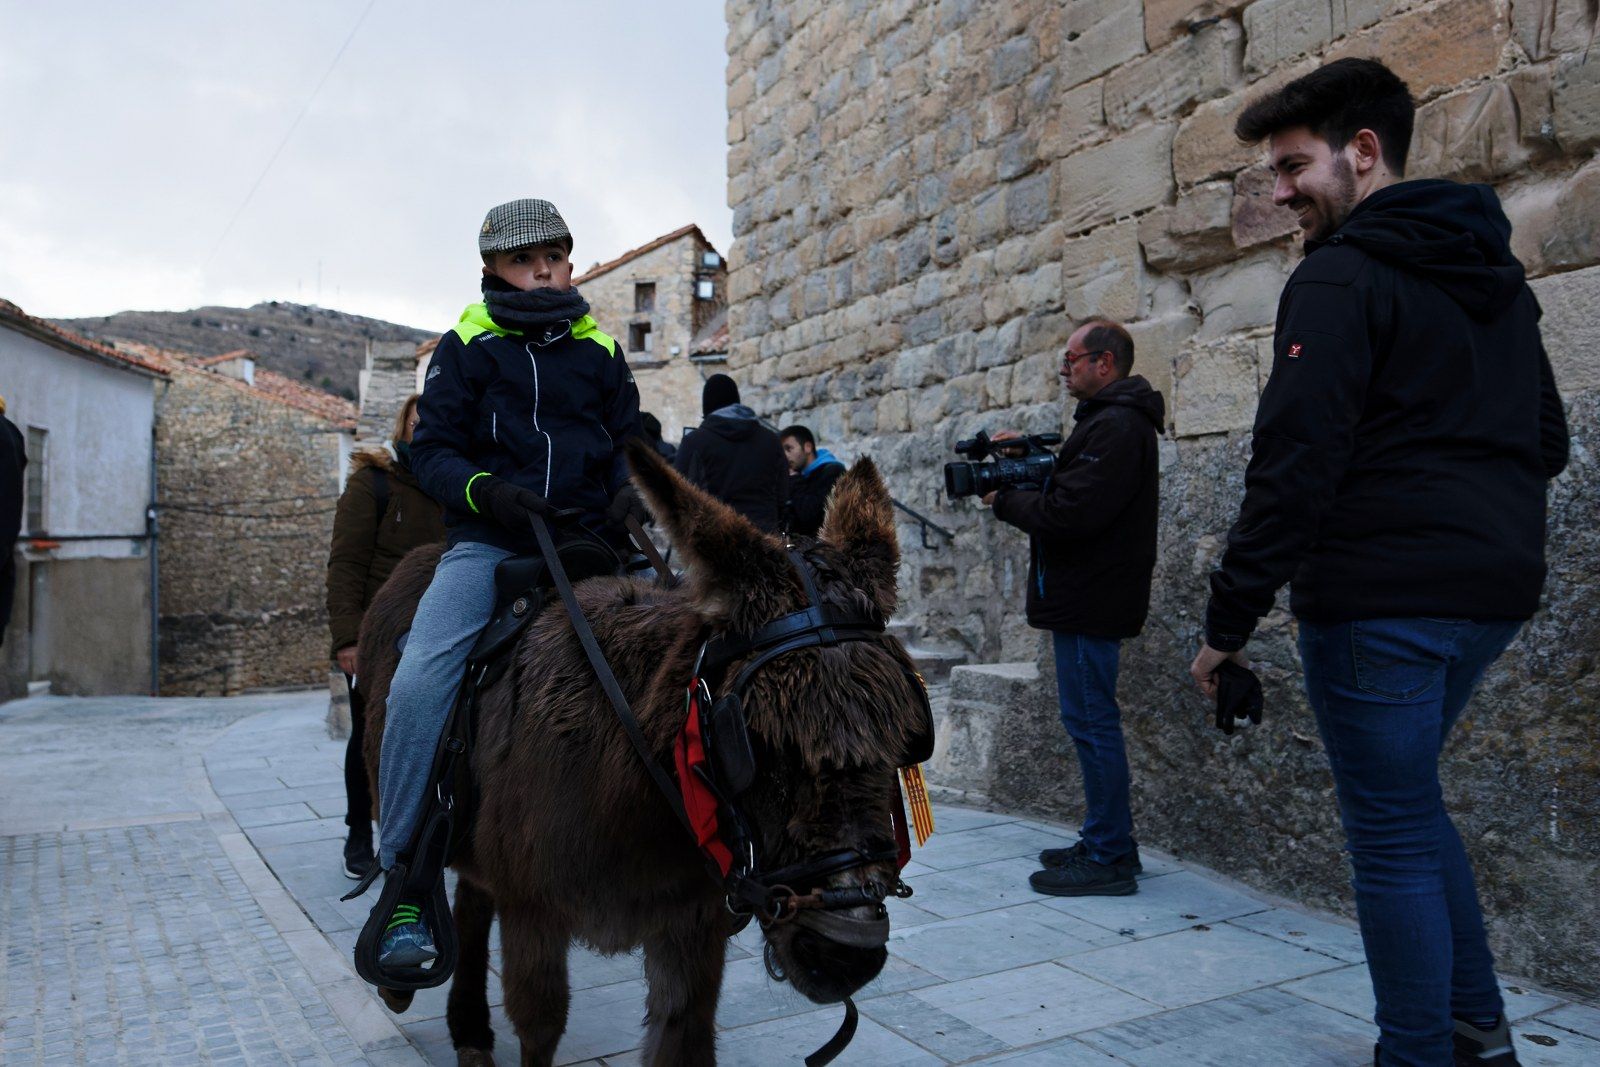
[627,440,927,1003]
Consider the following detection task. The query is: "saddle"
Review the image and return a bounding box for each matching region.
[347,527,637,991]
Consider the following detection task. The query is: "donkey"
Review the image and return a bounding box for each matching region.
[356,440,930,1066]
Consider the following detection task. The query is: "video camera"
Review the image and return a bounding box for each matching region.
[944,429,1061,500]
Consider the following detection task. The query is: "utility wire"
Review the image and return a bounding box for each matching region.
[201,0,379,274]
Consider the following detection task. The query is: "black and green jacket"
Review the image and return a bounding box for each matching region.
[411,301,641,551]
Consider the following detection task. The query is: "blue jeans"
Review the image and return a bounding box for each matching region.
[1051,631,1133,865]
[377,540,513,869]
[1298,617,1522,1067]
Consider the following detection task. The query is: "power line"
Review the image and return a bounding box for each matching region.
[201,0,380,274]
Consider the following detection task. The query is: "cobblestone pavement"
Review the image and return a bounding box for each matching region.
[5,692,1598,1065]
[0,693,424,1066]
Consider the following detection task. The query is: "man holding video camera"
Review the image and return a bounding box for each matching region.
[984,319,1165,896]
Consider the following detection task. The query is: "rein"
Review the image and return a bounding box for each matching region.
[530,515,912,1066]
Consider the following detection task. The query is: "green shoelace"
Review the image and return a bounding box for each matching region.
[386,903,423,933]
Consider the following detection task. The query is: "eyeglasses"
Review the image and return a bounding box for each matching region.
[1061,349,1110,367]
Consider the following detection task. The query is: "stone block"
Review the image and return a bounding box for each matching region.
[1170,58,1318,185]
[1061,0,1147,90]
[1190,250,1293,340]
[1127,310,1201,418]
[1104,18,1243,131]
[1006,169,1056,233]
[992,34,1039,89]
[1530,264,1600,394]
[1145,0,1252,49]
[1038,79,1106,159]
[1512,0,1600,60]
[1231,164,1300,248]
[1409,80,1537,183]
[1139,181,1236,271]
[1173,335,1263,436]
[1328,0,1509,101]
[1058,123,1176,231]
[1243,0,1399,75]
[1551,51,1600,154]
[1062,220,1143,321]
[1507,162,1600,275]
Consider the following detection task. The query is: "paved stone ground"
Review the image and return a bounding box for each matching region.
[4,691,1598,1065]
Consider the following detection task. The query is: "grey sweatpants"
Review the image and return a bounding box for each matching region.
[377,539,512,868]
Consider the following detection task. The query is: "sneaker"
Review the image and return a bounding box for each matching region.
[1038,840,1143,875]
[343,828,375,881]
[1029,854,1137,896]
[379,904,438,968]
[1453,1015,1520,1065]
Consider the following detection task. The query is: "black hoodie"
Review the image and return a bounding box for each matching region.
[1206,180,1570,649]
[674,404,789,533]
[994,374,1166,638]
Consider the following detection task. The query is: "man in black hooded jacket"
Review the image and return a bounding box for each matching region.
[674,374,787,533]
[1189,59,1567,1067]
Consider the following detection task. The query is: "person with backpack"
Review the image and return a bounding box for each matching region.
[326,393,445,881]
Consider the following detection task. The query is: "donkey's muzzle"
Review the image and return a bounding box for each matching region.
[787,926,888,1004]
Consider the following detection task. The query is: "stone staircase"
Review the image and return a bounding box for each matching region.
[886,620,970,683]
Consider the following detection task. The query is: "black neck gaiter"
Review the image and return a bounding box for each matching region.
[481,275,591,336]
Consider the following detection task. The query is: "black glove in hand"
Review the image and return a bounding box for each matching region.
[476,476,552,532]
[606,483,651,528]
[1214,659,1264,735]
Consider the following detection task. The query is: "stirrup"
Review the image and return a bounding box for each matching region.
[348,810,459,990]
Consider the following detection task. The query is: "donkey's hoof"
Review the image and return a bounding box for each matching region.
[456,1049,496,1067]
[378,987,415,1013]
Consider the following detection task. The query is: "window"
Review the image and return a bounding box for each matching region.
[628,322,653,354]
[25,426,46,534]
[634,282,656,313]
[701,251,722,268]
[695,279,716,300]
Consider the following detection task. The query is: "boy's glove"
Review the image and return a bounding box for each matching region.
[1214,659,1264,735]
[476,476,556,532]
[606,484,651,527]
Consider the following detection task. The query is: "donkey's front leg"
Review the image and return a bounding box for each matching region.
[640,910,729,1067]
[496,907,570,1067]
[448,877,498,1066]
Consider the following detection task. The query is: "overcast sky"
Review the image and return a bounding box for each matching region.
[0,1,732,330]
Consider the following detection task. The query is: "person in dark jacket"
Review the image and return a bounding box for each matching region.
[371,198,641,970]
[0,396,25,646]
[326,393,446,881]
[780,425,845,538]
[674,374,787,533]
[987,319,1164,897]
[1190,59,1568,1067]
[641,411,676,462]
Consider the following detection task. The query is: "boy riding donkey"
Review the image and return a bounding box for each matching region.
[369,199,642,970]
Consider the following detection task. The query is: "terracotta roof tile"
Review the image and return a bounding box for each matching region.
[574,224,713,286]
[0,298,169,377]
[114,341,357,430]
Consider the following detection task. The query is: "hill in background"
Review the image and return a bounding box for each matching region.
[56,301,434,400]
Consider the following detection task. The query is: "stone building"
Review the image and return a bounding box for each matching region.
[139,345,357,696]
[0,300,167,698]
[723,0,1600,995]
[575,224,730,443]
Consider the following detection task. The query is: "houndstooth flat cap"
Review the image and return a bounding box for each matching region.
[478,198,572,254]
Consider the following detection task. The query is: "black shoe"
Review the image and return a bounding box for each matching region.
[1453,1015,1520,1065]
[1029,854,1137,896]
[1038,840,1143,875]
[343,827,375,881]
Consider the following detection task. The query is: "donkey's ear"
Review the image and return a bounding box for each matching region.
[624,438,795,622]
[818,456,900,619]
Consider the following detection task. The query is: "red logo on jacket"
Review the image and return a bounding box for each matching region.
[1287,342,1303,358]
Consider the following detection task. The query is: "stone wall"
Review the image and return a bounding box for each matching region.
[579,230,728,443]
[156,360,353,696]
[725,0,1600,995]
